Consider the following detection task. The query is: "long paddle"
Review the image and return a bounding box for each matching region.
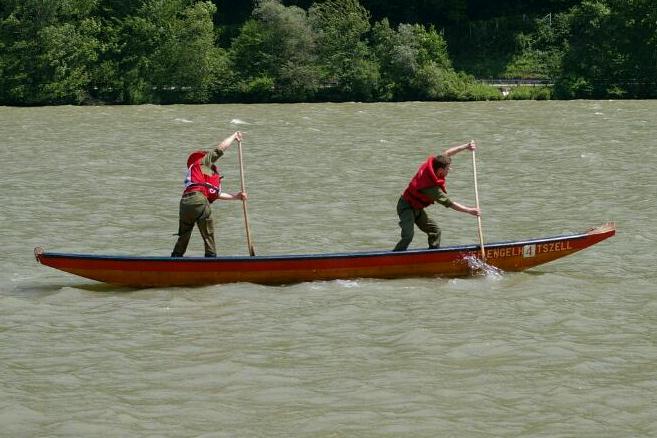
[471,147,486,261]
[237,140,256,256]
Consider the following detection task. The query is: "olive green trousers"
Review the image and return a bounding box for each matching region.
[393,197,441,251]
[171,192,216,257]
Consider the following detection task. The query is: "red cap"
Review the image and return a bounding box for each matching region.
[187,150,207,168]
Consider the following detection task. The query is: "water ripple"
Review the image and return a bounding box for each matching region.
[1,101,656,436]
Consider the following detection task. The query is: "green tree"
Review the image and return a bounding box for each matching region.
[503,12,571,80]
[151,0,226,102]
[373,19,468,100]
[110,0,225,103]
[606,0,657,98]
[39,19,101,103]
[556,0,657,98]
[308,0,379,101]
[555,1,618,98]
[228,0,320,101]
[0,0,100,105]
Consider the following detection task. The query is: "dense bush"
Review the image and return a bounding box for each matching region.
[555,0,657,99]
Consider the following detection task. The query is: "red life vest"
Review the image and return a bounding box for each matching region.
[402,156,447,209]
[182,157,222,203]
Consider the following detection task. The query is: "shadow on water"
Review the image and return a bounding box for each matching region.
[11,264,556,299]
[11,281,143,298]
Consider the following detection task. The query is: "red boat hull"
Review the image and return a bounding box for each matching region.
[35,223,615,287]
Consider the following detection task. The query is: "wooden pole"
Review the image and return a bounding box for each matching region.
[237,140,256,256]
[471,148,486,261]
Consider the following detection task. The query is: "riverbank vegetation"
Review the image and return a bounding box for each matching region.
[1,0,655,105]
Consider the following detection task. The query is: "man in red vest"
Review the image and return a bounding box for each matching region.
[171,131,247,257]
[393,140,480,251]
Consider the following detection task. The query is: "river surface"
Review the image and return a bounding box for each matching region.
[1,101,656,436]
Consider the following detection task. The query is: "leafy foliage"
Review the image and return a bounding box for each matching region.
[229,0,319,101]
[308,0,379,100]
[1,0,656,104]
[372,19,464,100]
[0,0,101,104]
[556,0,657,98]
[108,0,225,103]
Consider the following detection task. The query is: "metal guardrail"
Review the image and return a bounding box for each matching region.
[477,79,553,87]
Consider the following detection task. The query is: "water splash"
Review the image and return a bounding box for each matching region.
[335,279,361,288]
[230,118,249,125]
[308,279,361,289]
[463,255,504,280]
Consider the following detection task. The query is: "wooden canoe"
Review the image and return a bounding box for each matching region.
[34,223,615,288]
